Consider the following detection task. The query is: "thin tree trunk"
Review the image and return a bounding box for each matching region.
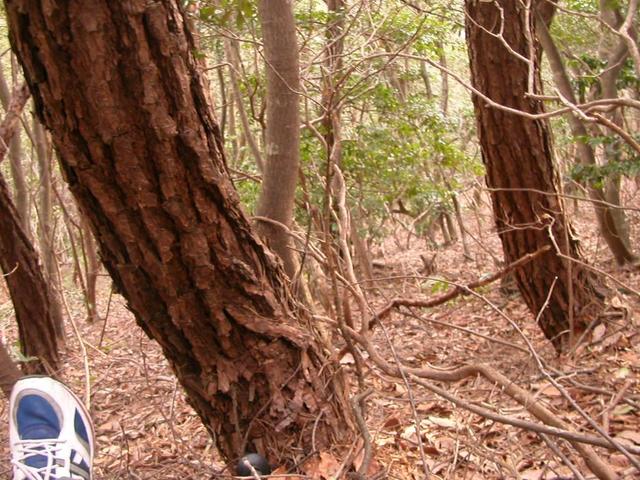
[444,210,457,242]
[6,0,354,464]
[451,192,471,259]
[215,42,227,141]
[437,40,449,114]
[0,83,60,374]
[0,62,29,234]
[597,0,634,255]
[254,0,301,279]
[33,115,65,340]
[438,211,452,245]
[224,38,264,172]
[350,215,374,284]
[536,14,637,265]
[420,61,434,100]
[227,90,239,164]
[81,216,100,323]
[322,0,348,280]
[466,0,606,351]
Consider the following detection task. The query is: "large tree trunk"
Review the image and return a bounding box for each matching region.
[254,0,301,280]
[5,0,353,465]
[465,0,606,351]
[0,83,61,374]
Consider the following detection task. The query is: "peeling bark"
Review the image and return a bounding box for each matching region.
[5,0,353,464]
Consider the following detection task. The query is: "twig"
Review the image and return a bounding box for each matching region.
[53,244,91,409]
[351,388,374,477]
[402,309,529,353]
[340,324,628,476]
[372,245,550,327]
[378,321,430,479]
[602,379,634,434]
[1,263,18,277]
[540,433,586,480]
[98,283,115,348]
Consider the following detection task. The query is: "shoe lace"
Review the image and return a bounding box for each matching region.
[11,438,66,480]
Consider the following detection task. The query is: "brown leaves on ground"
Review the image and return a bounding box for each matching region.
[0,201,638,479]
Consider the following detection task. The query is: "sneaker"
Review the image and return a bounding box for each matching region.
[9,376,95,480]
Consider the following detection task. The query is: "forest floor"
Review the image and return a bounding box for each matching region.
[0,196,639,479]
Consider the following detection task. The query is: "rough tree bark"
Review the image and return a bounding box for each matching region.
[0,84,61,374]
[465,0,606,350]
[5,0,353,465]
[254,0,302,280]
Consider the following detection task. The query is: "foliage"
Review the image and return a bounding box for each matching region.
[193,0,256,29]
[570,135,640,187]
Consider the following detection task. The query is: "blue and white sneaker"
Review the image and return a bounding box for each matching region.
[9,376,95,480]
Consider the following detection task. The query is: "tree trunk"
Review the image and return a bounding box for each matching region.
[81,216,100,323]
[254,0,301,280]
[420,61,434,100]
[437,40,449,115]
[0,63,30,235]
[224,38,264,172]
[0,170,60,375]
[350,215,374,284]
[444,210,457,242]
[0,338,22,397]
[451,192,471,260]
[438,211,452,245]
[5,0,353,464]
[465,0,606,351]
[597,0,634,257]
[33,115,65,339]
[0,83,60,374]
[535,13,637,265]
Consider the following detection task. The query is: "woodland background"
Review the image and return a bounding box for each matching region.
[0,0,638,479]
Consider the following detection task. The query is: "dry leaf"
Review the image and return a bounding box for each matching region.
[353,449,383,476]
[383,415,402,429]
[592,323,606,342]
[616,430,640,445]
[537,383,562,397]
[303,451,341,480]
[427,415,458,429]
[270,465,298,480]
[340,352,355,364]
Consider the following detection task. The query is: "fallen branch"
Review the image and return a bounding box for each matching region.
[370,245,550,329]
[343,322,624,479]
